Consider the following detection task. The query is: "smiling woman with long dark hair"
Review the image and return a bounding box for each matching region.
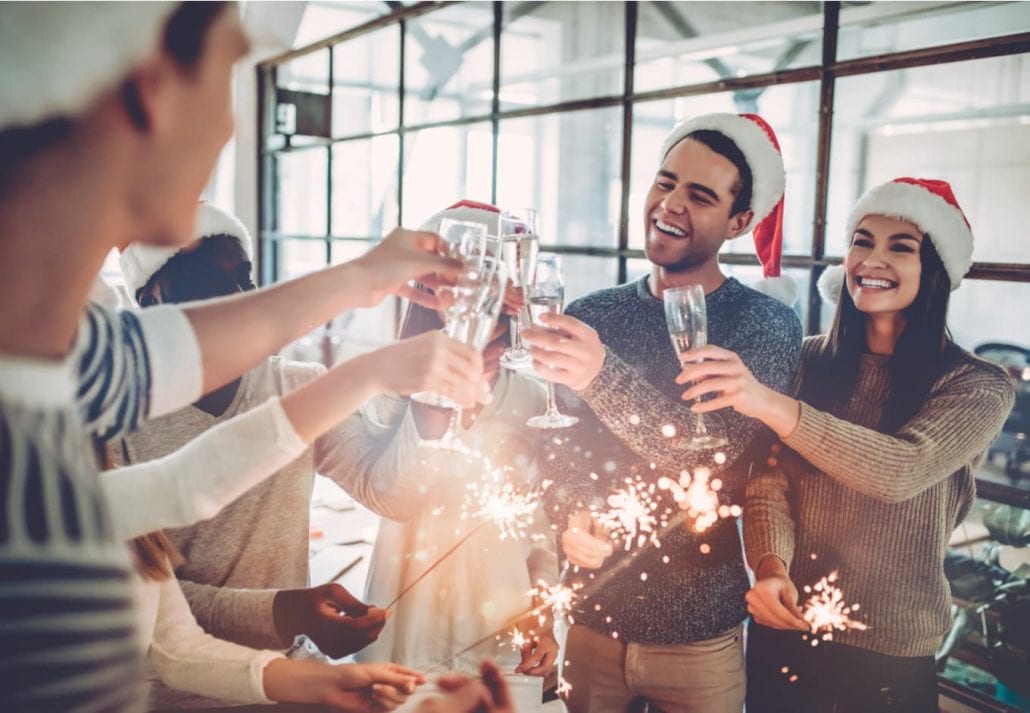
[673,178,1016,713]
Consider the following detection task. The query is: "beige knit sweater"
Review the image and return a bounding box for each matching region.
[744,335,1015,657]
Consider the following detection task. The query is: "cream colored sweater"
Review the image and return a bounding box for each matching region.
[744,336,1015,657]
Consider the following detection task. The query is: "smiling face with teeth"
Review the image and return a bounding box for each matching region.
[643,138,753,279]
[845,214,924,317]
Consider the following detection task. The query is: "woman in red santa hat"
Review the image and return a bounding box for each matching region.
[672,178,1015,712]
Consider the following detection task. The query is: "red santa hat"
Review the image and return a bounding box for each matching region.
[817,177,974,304]
[660,113,796,305]
[419,199,502,233]
[120,203,254,297]
[0,3,177,130]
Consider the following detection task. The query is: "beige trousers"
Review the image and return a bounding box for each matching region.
[561,623,745,713]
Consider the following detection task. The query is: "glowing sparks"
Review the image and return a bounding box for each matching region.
[555,675,573,697]
[593,476,668,551]
[661,423,677,438]
[509,627,528,652]
[529,580,579,626]
[800,571,868,644]
[466,478,541,541]
[657,466,729,533]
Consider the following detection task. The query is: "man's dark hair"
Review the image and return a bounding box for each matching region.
[137,233,254,307]
[683,129,753,217]
[0,2,227,186]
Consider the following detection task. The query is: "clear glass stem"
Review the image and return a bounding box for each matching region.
[544,380,559,416]
[693,410,709,437]
[510,308,524,350]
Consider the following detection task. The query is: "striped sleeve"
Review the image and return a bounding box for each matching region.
[76,304,152,443]
[0,404,145,712]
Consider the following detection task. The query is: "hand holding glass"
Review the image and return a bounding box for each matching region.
[498,209,539,369]
[663,285,727,450]
[526,255,578,429]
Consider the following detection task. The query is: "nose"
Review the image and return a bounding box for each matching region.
[862,242,891,268]
[661,190,687,214]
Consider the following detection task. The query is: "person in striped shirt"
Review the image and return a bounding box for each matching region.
[0,3,481,711]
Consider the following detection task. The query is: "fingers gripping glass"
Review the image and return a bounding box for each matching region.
[526,254,579,430]
[429,258,508,451]
[663,285,727,450]
[497,208,539,370]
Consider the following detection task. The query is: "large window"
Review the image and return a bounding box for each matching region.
[257,0,1030,384]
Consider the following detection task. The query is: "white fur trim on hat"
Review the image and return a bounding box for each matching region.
[817,264,845,304]
[420,204,501,234]
[659,113,785,233]
[0,3,177,130]
[754,276,799,307]
[845,182,973,290]
[120,203,254,296]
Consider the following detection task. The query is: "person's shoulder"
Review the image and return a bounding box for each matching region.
[940,346,1017,397]
[567,280,641,316]
[727,279,801,327]
[266,355,328,394]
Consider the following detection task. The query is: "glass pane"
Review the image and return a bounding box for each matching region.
[326,240,399,364]
[838,1,1030,62]
[276,149,328,236]
[294,2,387,48]
[279,238,329,281]
[825,55,1030,263]
[276,49,330,94]
[500,1,624,111]
[331,135,400,238]
[630,83,821,256]
[332,26,400,136]
[636,2,823,92]
[404,3,494,125]
[401,123,494,230]
[551,254,619,305]
[497,108,622,251]
[947,278,1030,354]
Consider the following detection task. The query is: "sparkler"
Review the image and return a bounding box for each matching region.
[593,476,670,551]
[464,475,542,541]
[800,570,868,645]
[657,466,741,533]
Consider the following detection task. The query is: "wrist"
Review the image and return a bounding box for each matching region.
[755,554,788,580]
[759,389,801,439]
[346,352,385,397]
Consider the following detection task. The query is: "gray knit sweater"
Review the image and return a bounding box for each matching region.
[744,335,1016,657]
[543,276,802,645]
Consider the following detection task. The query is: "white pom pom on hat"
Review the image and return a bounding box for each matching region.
[119,203,254,297]
[818,177,974,304]
[0,2,177,130]
[660,113,796,305]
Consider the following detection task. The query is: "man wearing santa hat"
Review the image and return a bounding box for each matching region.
[0,4,478,710]
[525,113,803,712]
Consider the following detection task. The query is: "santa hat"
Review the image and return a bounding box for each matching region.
[120,203,254,297]
[660,113,796,305]
[0,3,177,130]
[817,177,974,304]
[420,199,502,233]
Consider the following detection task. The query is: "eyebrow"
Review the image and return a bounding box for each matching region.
[854,227,921,243]
[656,171,721,202]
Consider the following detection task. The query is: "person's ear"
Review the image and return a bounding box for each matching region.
[726,208,754,240]
[118,58,176,136]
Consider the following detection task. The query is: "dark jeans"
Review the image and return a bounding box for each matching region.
[745,621,938,713]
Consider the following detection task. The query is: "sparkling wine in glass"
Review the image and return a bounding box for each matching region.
[663,285,726,450]
[527,255,578,429]
[499,209,539,369]
[424,258,508,450]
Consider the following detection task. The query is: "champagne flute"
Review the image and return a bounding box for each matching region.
[663,285,727,450]
[410,222,490,409]
[498,208,539,369]
[526,255,579,429]
[426,258,508,450]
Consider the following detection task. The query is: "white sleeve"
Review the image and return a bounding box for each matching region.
[100,397,307,540]
[148,576,283,704]
[136,304,204,418]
